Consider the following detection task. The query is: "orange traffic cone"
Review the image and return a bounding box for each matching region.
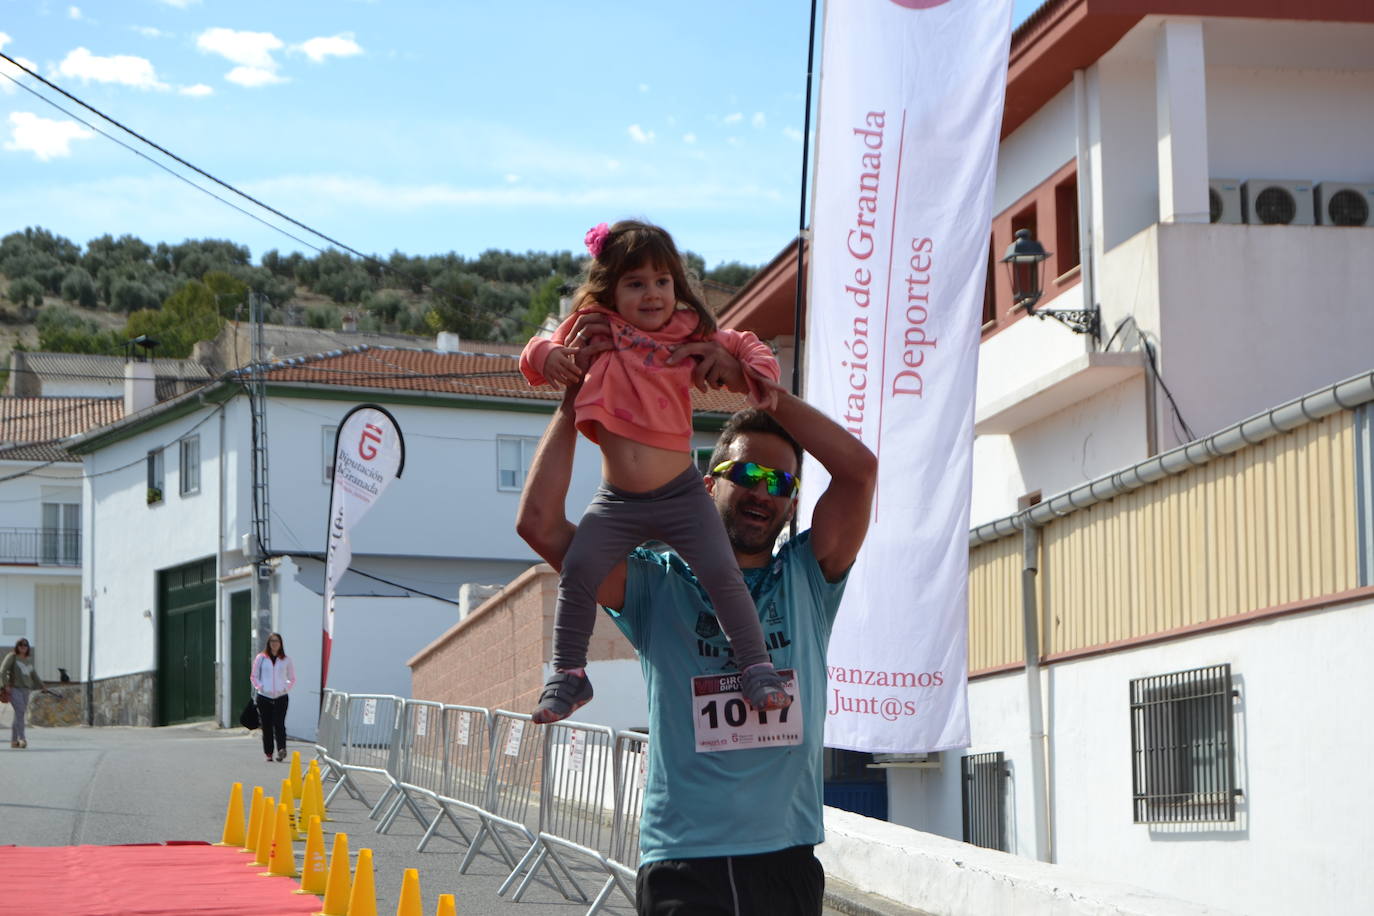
[280,777,303,841]
[435,893,456,916]
[313,831,351,916]
[250,796,275,867]
[240,786,264,854]
[213,782,246,847]
[263,803,299,878]
[295,815,328,895]
[290,750,305,802]
[396,868,422,916]
[347,848,378,916]
[299,767,322,828]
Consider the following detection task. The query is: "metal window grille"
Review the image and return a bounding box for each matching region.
[1129,663,1237,824]
[960,751,1007,851]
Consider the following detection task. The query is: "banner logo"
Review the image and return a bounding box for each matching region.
[358,423,383,460]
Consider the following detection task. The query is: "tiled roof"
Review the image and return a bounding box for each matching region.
[0,397,125,461]
[15,351,213,380]
[254,345,750,414]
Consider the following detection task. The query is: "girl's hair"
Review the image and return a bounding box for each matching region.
[265,632,286,660]
[573,219,717,335]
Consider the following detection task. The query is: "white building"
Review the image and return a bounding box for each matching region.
[722,1,1374,913]
[0,397,122,683]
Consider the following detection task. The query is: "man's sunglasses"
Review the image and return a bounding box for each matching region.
[710,460,800,499]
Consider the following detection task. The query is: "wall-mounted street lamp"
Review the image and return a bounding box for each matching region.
[1001,229,1099,340]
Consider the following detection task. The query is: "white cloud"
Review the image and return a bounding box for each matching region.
[179,83,213,97]
[783,126,803,142]
[0,51,39,95]
[0,32,10,50]
[723,112,743,124]
[157,0,201,7]
[297,34,363,63]
[4,111,94,161]
[504,174,519,183]
[638,83,649,93]
[627,124,655,144]
[683,132,697,144]
[751,112,766,129]
[56,47,168,91]
[68,7,82,20]
[225,66,285,88]
[197,27,283,69]
[133,26,172,39]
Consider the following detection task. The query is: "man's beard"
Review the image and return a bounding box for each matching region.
[720,501,787,554]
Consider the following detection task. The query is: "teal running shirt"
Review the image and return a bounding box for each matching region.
[609,530,848,864]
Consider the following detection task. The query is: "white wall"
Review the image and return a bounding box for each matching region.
[1156,223,1374,446]
[82,404,224,680]
[0,460,82,655]
[889,599,1374,916]
[992,85,1077,215]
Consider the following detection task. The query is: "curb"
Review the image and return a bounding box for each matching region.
[825,875,936,916]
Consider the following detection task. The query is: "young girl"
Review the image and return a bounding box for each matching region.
[519,219,793,724]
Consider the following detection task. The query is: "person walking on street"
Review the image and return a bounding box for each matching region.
[2,639,44,749]
[250,633,294,762]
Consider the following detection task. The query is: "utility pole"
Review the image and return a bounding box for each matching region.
[247,291,273,645]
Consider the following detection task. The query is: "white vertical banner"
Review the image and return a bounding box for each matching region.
[322,404,405,690]
[804,0,1012,752]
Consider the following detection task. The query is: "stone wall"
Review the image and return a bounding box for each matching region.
[409,563,636,711]
[89,670,156,726]
[27,683,85,726]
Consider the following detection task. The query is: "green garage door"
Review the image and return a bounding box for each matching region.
[158,557,217,725]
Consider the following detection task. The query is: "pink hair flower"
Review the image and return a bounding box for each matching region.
[584,222,610,258]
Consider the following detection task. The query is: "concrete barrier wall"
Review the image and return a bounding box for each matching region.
[819,808,1243,916]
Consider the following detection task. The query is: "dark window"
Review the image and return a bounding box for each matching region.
[981,233,996,326]
[1130,663,1238,824]
[961,751,1008,851]
[1055,174,1080,275]
[147,448,164,505]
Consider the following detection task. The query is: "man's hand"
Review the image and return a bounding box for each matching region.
[665,340,746,392]
[565,312,614,374]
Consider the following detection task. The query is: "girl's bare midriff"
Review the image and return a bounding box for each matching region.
[597,425,695,493]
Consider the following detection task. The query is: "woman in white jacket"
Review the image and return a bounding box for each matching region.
[250,632,295,762]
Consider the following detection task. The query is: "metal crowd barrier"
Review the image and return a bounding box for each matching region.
[508,721,618,904]
[314,695,648,915]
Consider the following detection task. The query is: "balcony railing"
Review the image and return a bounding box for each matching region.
[0,528,81,566]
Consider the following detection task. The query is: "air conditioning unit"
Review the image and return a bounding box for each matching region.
[1315,182,1374,227]
[1242,179,1315,226]
[1208,178,1242,224]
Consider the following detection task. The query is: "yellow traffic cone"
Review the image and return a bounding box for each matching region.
[290,750,305,802]
[308,761,331,822]
[213,782,246,847]
[280,777,304,841]
[295,815,328,895]
[435,893,456,916]
[299,767,322,828]
[347,848,378,916]
[314,832,350,916]
[240,785,264,854]
[396,868,422,916]
[263,803,299,878]
[250,796,275,867]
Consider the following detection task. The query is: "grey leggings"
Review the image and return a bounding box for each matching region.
[555,465,769,672]
[9,687,29,743]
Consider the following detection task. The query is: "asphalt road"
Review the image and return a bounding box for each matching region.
[0,721,637,915]
[0,722,882,915]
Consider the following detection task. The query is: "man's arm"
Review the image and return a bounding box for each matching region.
[514,389,628,609]
[769,390,877,582]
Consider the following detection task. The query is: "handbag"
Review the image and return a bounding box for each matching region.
[239,698,260,730]
[0,686,9,704]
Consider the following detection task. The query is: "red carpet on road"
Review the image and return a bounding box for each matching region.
[0,842,323,915]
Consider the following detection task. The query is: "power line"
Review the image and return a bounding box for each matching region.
[0,67,326,257]
[0,51,503,333]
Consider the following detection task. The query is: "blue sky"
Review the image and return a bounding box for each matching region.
[0,0,1042,268]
